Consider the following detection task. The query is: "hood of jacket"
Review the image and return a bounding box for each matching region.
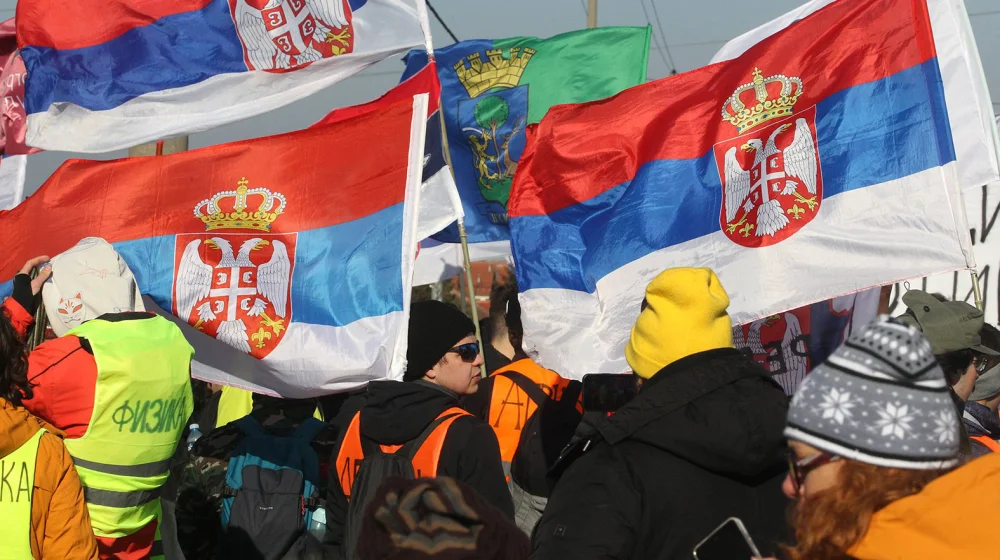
[360,380,461,445]
[0,398,58,457]
[849,453,1000,560]
[963,400,1000,439]
[595,348,789,479]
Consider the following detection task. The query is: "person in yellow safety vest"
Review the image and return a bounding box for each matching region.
[462,283,583,534]
[216,386,325,429]
[3,239,193,560]
[0,258,98,559]
[963,324,1000,457]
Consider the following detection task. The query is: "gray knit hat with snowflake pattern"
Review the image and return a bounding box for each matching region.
[785,316,960,469]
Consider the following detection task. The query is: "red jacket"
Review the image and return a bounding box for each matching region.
[4,298,160,560]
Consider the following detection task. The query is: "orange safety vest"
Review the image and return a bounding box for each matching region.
[488,359,582,468]
[334,407,470,497]
[971,435,1000,453]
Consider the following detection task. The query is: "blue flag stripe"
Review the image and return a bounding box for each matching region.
[512,59,954,293]
[23,0,246,114]
[112,202,404,328]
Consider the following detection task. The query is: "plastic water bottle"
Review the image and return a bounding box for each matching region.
[308,507,327,541]
[186,424,202,452]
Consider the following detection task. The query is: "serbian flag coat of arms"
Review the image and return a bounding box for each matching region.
[509,0,977,379]
[0,96,429,396]
[15,0,432,152]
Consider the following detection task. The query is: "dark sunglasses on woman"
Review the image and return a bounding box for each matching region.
[787,450,841,496]
[448,342,480,363]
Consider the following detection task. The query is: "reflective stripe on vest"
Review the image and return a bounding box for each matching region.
[488,360,577,467]
[64,316,193,539]
[971,434,1000,453]
[334,407,470,497]
[0,428,44,559]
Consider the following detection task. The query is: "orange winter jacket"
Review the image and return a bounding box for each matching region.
[0,398,99,559]
[849,453,1000,559]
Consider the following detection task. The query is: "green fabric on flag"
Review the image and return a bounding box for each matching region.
[402,27,651,244]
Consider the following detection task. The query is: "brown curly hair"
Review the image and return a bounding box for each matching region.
[0,307,32,406]
[783,460,952,560]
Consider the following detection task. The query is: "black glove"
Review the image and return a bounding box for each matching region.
[11,273,38,316]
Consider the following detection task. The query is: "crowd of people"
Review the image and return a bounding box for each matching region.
[2,238,1000,560]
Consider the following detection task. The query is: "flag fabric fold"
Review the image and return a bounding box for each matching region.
[509,0,973,379]
[0,95,429,396]
[402,27,650,245]
[17,0,431,153]
[711,0,1000,193]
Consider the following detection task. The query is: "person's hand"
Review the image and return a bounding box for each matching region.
[11,255,51,315]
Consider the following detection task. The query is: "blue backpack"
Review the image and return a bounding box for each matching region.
[218,416,326,560]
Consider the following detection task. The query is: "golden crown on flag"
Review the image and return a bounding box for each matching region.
[194,177,286,232]
[722,67,803,133]
[454,47,536,97]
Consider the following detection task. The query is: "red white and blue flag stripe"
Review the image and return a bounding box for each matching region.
[509,0,977,379]
[0,96,429,396]
[16,0,432,153]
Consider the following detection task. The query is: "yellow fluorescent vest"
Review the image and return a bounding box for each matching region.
[64,316,193,546]
[0,428,44,559]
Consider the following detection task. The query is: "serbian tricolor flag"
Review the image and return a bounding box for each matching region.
[0,96,429,396]
[312,62,463,250]
[16,0,432,153]
[509,0,976,379]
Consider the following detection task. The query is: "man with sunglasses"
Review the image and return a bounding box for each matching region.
[325,300,513,555]
[963,324,1000,457]
[899,290,1000,454]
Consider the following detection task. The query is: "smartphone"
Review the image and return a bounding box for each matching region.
[692,517,761,560]
[582,374,637,412]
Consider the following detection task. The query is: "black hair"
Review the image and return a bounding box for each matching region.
[0,309,32,406]
[489,281,520,334]
[937,349,975,387]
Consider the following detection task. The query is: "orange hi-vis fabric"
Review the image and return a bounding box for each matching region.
[971,435,1000,453]
[489,359,582,466]
[335,407,470,496]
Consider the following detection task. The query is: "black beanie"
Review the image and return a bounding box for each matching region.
[404,300,475,382]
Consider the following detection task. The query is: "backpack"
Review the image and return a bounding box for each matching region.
[218,416,327,560]
[343,411,465,560]
[498,371,582,498]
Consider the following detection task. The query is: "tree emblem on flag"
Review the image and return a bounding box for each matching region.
[714,68,823,247]
[454,48,534,225]
[231,0,355,72]
[173,178,296,359]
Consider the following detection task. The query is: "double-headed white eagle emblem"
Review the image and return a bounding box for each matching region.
[235,0,350,71]
[176,237,291,353]
[723,118,818,238]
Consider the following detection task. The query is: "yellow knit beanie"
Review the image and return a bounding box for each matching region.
[625,268,733,379]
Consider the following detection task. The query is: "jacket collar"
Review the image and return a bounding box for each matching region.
[597,348,765,445]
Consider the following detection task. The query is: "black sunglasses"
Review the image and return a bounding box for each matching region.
[448,342,480,363]
[787,450,840,496]
[975,353,1000,374]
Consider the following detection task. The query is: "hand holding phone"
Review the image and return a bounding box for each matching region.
[692,517,761,560]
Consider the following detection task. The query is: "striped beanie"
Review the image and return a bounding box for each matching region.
[785,316,961,469]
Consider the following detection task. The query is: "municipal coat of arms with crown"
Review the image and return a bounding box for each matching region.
[454,47,535,225]
[714,67,823,247]
[173,178,296,359]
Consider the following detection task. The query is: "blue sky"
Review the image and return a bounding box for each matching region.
[3,0,998,194]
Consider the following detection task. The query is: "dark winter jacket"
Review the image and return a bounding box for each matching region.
[963,400,1000,458]
[531,348,790,560]
[326,380,513,554]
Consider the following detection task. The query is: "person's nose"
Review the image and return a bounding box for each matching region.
[781,473,798,500]
[473,352,485,367]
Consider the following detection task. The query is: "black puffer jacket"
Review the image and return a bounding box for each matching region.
[326,380,513,554]
[531,348,790,559]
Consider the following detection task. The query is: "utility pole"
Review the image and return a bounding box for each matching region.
[128,136,188,157]
[587,0,598,28]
